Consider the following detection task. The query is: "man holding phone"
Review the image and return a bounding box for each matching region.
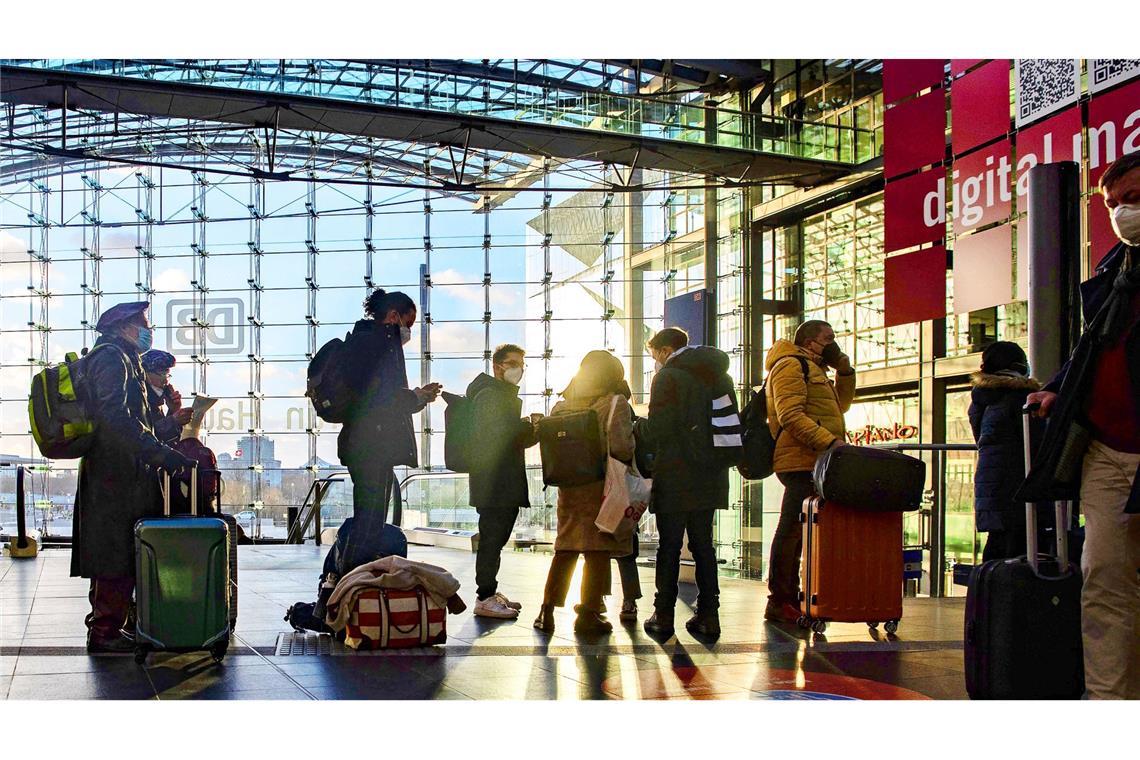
[762,320,856,624]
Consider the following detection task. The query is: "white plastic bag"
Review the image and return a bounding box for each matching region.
[596,396,651,539]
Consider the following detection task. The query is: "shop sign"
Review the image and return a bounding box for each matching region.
[847,423,919,446]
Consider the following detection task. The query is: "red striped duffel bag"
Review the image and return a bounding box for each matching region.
[343,586,447,650]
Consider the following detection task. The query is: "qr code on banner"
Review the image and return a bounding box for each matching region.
[1016,59,1080,128]
[1089,59,1140,94]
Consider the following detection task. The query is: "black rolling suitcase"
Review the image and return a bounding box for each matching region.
[963,403,1084,699]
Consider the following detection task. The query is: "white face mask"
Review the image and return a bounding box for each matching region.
[399,325,412,345]
[1110,203,1140,247]
[503,367,523,385]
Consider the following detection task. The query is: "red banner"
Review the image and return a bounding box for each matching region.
[884,88,946,179]
[951,59,985,78]
[885,247,947,328]
[885,168,946,253]
[883,59,945,105]
[952,139,1012,233]
[1014,107,1082,199]
[951,60,1011,157]
[1086,77,1140,188]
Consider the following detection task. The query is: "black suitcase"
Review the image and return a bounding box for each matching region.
[812,444,926,511]
[963,403,1085,699]
[538,408,605,487]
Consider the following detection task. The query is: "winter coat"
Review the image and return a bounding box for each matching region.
[1019,242,1140,512]
[70,336,176,579]
[337,319,426,469]
[465,373,537,511]
[968,371,1042,532]
[145,383,184,445]
[635,345,736,514]
[550,392,633,553]
[764,339,855,474]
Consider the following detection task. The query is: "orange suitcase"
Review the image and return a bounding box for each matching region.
[797,496,903,634]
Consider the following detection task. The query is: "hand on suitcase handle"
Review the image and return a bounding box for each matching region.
[1024,392,1057,418]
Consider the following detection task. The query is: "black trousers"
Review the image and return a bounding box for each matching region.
[614,531,642,601]
[768,471,814,606]
[653,509,719,614]
[342,458,395,573]
[542,551,612,611]
[475,506,520,600]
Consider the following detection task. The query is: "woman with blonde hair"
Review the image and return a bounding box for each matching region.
[533,350,635,635]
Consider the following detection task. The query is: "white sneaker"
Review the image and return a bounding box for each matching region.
[474,596,520,619]
[494,592,523,611]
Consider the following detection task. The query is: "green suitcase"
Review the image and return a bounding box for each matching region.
[133,469,230,664]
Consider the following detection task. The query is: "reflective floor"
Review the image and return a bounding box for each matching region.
[0,545,968,700]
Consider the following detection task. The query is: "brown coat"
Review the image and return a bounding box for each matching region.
[549,393,634,554]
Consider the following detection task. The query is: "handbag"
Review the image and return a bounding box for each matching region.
[343,585,447,650]
[596,396,651,541]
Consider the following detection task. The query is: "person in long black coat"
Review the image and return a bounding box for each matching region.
[70,302,195,653]
[336,289,440,571]
[967,341,1048,561]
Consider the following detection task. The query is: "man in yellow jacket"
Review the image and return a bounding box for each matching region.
[763,320,856,623]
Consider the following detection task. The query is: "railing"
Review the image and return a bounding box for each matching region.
[883,443,978,598]
[285,472,347,546]
[2,59,875,164]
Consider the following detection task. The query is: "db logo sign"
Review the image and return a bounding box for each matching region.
[166,298,246,356]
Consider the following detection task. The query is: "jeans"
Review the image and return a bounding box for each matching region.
[543,551,611,611]
[341,459,395,573]
[1078,440,1140,699]
[614,531,642,601]
[768,471,814,606]
[475,506,520,601]
[653,509,719,614]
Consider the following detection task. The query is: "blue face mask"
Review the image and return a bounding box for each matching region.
[136,326,154,352]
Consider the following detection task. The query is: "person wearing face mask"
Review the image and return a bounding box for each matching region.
[70,301,197,652]
[761,319,856,624]
[464,344,541,619]
[337,288,442,572]
[141,349,193,445]
[1020,153,1140,700]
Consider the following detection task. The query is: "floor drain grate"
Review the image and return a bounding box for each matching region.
[275,631,334,656]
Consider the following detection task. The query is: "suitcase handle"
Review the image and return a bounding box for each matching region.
[161,464,200,517]
[1021,404,1073,580]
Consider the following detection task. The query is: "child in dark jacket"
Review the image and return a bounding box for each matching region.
[968,342,1049,561]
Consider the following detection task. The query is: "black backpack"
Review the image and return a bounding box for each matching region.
[538,408,606,487]
[737,356,809,481]
[306,333,354,423]
[442,391,474,473]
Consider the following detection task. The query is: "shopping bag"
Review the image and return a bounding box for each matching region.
[596,396,651,539]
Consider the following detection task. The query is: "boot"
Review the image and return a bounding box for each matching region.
[642,609,675,638]
[573,606,613,635]
[684,607,721,637]
[533,603,556,632]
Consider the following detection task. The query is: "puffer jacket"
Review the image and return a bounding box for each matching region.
[968,371,1042,532]
[550,392,633,553]
[635,345,737,514]
[71,336,177,579]
[764,339,855,474]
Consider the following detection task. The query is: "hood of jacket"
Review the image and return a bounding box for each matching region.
[969,371,1041,391]
[764,339,817,373]
[466,372,519,399]
[666,345,729,387]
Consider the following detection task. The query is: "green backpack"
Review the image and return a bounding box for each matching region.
[28,345,114,459]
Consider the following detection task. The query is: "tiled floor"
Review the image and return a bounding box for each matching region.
[0,544,968,700]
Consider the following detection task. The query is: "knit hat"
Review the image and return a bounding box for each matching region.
[141,349,177,373]
[980,341,1029,375]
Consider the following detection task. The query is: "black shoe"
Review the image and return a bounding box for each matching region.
[643,611,675,638]
[573,608,613,635]
[684,610,721,637]
[86,633,136,654]
[533,604,556,632]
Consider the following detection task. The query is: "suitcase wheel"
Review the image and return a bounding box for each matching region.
[795,615,809,629]
[211,641,228,663]
[810,619,827,634]
[884,620,899,635]
[868,622,879,630]
[133,646,148,665]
